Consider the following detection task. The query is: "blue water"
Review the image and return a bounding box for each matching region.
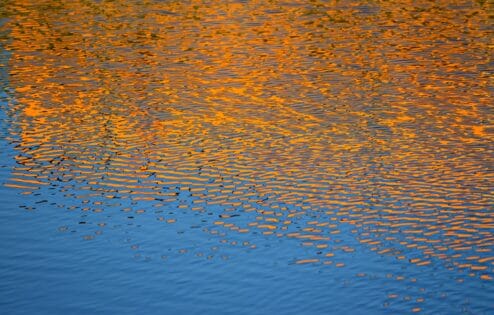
[1,182,491,315]
[0,136,491,314]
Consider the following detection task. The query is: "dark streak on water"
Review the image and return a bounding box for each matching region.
[0,1,493,314]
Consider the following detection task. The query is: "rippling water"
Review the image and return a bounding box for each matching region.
[0,0,493,314]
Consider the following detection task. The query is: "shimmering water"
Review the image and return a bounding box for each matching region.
[0,0,493,314]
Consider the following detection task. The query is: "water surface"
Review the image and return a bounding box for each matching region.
[0,0,493,314]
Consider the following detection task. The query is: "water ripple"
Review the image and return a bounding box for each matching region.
[0,0,492,314]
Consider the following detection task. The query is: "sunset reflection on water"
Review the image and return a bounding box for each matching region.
[0,0,492,314]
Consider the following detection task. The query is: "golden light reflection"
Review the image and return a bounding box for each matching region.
[1,0,493,284]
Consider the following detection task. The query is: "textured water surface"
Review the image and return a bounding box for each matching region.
[0,0,493,314]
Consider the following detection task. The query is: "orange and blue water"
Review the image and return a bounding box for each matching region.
[0,1,492,314]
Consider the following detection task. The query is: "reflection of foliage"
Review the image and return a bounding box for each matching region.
[2,0,493,279]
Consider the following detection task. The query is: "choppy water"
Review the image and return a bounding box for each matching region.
[0,0,493,314]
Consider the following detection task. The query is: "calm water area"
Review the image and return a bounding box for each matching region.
[0,0,493,314]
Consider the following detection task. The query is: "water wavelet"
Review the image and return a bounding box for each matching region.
[0,0,492,314]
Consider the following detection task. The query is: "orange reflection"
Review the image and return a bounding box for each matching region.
[2,0,493,282]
